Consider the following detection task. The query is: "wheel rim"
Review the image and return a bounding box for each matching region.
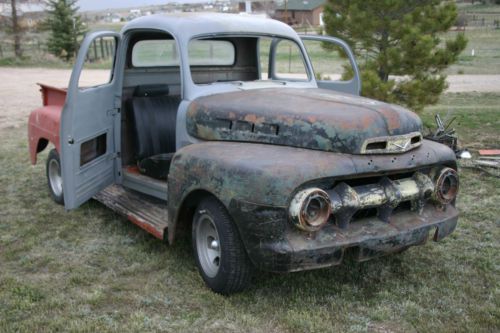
[48,158,63,197]
[195,213,221,278]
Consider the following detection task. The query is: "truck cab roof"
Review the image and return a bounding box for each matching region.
[121,13,300,42]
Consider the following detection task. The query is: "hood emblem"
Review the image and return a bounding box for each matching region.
[392,139,411,151]
[361,132,422,154]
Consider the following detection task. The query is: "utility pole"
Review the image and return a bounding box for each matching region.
[11,0,23,57]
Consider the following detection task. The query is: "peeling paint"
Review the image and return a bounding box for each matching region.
[186,88,423,154]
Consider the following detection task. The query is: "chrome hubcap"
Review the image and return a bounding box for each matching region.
[48,158,63,197]
[195,213,221,278]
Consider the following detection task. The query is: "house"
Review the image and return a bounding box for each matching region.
[238,1,275,15]
[105,13,122,23]
[274,0,325,26]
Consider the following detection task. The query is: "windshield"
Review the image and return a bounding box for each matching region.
[188,35,310,85]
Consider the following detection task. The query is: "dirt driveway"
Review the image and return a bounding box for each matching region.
[0,67,499,130]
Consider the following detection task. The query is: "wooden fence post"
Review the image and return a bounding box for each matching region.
[104,40,109,58]
[100,37,105,59]
[93,40,98,61]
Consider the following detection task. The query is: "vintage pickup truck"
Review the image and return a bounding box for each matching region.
[28,14,459,294]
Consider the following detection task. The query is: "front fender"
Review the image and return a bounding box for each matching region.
[166,140,456,244]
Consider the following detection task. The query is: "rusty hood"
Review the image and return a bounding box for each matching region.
[186,88,423,154]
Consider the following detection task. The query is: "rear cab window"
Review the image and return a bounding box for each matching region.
[132,40,179,67]
[131,39,235,67]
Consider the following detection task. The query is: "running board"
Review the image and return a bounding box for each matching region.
[94,184,168,240]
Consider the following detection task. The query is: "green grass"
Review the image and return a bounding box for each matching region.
[445,29,500,75]
[422,92,500,148]
[0,92,499,332]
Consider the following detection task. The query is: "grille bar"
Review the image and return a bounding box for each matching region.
[326,172,434,228]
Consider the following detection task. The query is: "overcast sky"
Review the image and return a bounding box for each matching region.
[77,0,207,11]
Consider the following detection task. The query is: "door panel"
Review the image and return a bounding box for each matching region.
[61,32,121,209]
[300,35,361,95]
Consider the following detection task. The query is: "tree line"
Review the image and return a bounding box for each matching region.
[3,0,86,60]
[4,0,470,112]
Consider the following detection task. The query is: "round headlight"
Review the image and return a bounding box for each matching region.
[433,167,459,204]
[289,188,331,231]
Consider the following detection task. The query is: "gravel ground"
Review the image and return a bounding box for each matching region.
[0,67,498,130]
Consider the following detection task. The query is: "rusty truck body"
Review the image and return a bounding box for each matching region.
[28,14,459,294]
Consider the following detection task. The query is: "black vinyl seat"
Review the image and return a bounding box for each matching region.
[129,84,181,179]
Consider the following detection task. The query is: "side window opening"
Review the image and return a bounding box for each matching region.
[273,39,308,81]
[303,40,354,82]
[78,36,117,89]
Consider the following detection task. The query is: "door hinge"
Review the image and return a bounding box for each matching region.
[110,152,121,159]
[107,108,120,117]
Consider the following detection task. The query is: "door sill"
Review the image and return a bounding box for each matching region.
[122,166,168,201]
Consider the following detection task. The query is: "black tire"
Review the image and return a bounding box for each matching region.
[46,149,64,205]
[192,196,252,294]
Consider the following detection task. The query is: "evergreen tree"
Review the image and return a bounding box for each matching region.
[323,0,467,111]
[43,0,86,61]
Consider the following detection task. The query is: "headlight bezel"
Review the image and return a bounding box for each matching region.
[432,167,459,205]
[289,188,332,232]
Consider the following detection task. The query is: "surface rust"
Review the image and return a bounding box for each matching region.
[28,84,66,164]
[167,139,456,245]
[186,88,423,155]
[229,198,458,272]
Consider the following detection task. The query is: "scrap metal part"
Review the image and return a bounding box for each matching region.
[425,114,458,153]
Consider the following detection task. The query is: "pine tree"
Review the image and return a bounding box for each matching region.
[323,0,467,111]
[43,0,87,61]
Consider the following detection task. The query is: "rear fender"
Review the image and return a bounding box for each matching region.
[28,105,62,164]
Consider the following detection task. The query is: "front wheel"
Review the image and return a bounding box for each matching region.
[192,197,252,294]
[46,149,64,205]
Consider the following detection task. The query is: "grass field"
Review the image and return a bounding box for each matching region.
[445,29,500,75]
[0,92,498,332]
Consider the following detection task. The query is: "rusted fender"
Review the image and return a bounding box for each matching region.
[167,139,456,243]
[186,88,422,154]
[28,105,62,164]
[28,84,66,164]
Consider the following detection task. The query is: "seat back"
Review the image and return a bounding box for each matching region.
[129,85,181,159]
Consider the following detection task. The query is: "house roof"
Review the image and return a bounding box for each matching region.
[276,0,325,11]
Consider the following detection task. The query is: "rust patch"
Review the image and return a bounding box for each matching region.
[127,213,164,240]
[185,87,422,154]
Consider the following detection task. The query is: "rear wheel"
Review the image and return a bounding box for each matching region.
[46,149,64,205]
[192,197,252,294]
